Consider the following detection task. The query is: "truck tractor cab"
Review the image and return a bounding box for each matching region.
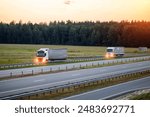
[105,47,115,58]
[34,48,49,64]
[105,47,124,58]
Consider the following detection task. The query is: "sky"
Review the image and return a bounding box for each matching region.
[0,0,150,23]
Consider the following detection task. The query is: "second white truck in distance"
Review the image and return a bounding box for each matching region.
[34,48,68,64]
[105,47,125,58]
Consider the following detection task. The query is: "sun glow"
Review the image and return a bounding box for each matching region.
[0,0,150,23]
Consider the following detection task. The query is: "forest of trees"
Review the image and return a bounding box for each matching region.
[0,20,150,47]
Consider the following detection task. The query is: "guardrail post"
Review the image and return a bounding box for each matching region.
[41,69,43,74]
[50,68,52,72]
[56,89,59,93]
[142,58,144,61]
[28,96,30,99]
[42,92,45,96]
[21,71,23,76]
[112,61,114,64]
[10,72,12,77]
[66,66,67,70]
[80,64,81,68]
[73,65,75,69]
[32,70,34,75]
[49,91,52,94]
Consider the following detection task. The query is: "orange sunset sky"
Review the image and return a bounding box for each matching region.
[0,0,150,23]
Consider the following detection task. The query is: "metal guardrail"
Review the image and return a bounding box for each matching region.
[0,63,34,69]
[1,67,150,100]
[0,54,149,69]
[0,56,150,79]
[0,56,103,69]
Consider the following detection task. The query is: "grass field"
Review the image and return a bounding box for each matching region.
[0,44,149,65]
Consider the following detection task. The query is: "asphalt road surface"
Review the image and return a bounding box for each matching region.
[0,60,150,99]
[63,76,150,100]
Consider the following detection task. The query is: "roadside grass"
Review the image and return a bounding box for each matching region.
[0,44,105,64]
[0,44,149,65]
[130,93,150,100]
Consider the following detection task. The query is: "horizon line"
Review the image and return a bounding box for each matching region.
[1,19,150,24]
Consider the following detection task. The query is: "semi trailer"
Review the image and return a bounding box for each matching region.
[105,47,124,58]
[138,47,148,52]
[34,48,68,64]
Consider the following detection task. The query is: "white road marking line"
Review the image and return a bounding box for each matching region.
[71,74,80,76]
[33,79,45,83]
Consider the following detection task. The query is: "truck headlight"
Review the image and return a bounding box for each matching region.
[42,58,46,63]
[33,58,38,64]
[105,54,109,58]
[110,53,114,57]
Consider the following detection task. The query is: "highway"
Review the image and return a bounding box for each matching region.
[63,76,150,100]
[0,60,150,99]
[0,56,150,78]
[0,53,148,70]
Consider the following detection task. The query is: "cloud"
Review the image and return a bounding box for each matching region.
[64,0,71,5]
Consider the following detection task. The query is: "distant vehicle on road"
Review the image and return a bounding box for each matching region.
[138,47,148,52]
[34,48,68,64]
[105,47,124,58]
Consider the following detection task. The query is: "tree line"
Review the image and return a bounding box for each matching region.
[0,20,150,47]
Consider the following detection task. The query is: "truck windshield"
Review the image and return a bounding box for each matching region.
[36,51,46,57]
[107,49,113,52]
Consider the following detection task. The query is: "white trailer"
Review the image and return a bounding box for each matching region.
[105,47,124,58]
[138,47,148,52]
[34,48,68,63]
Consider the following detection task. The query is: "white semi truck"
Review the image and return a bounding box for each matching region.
[105,47,124,58]
[138,47,148,52]
[34,48,68,64]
